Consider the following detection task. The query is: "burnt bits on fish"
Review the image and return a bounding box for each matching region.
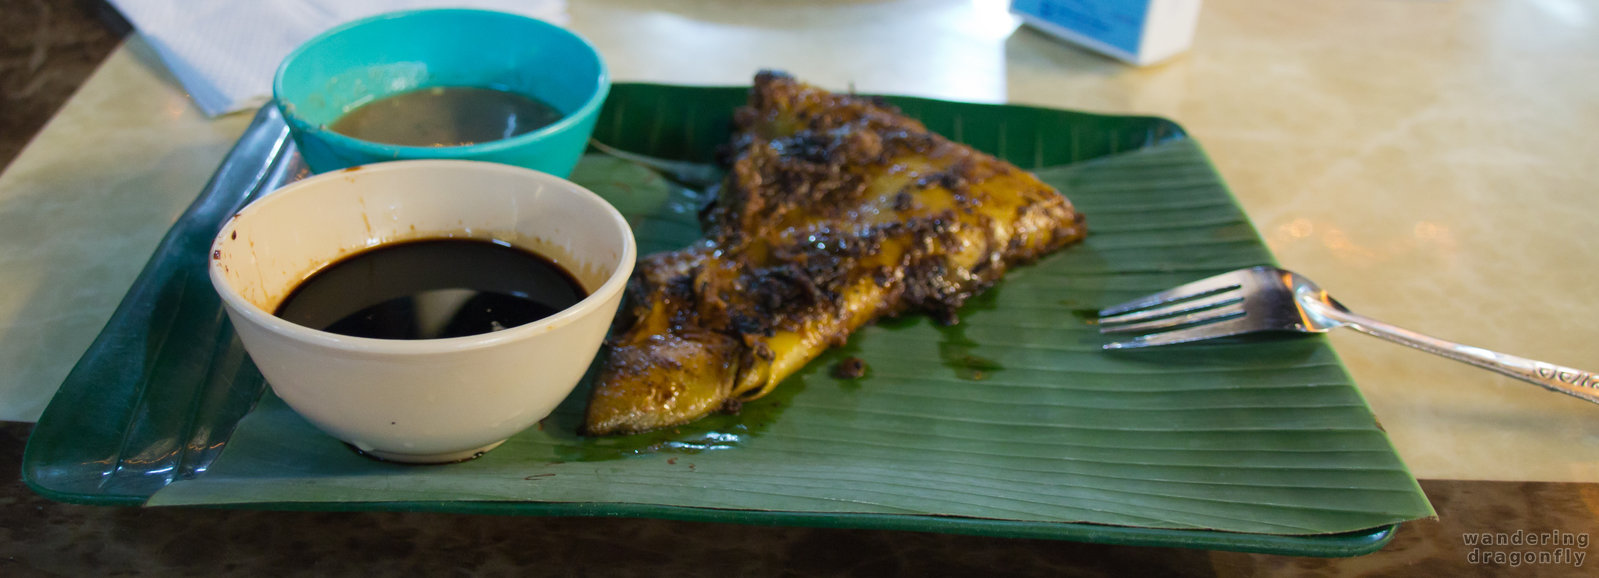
[582,71,1087,435]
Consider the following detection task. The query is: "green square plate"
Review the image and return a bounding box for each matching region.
[23,84,1432,557]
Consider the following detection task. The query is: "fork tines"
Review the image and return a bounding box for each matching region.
[1095,269,1254,349]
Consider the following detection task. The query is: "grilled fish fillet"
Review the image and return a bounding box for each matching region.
[581,71,1086,435]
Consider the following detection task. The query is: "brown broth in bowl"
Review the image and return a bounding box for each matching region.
[275,239,587,340]
[328,86,564,147]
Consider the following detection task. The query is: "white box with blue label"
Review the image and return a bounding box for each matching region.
[1011,0,1202,66]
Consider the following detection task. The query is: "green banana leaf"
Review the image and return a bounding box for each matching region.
[150,134,1432,535]
[25,84,1432,555]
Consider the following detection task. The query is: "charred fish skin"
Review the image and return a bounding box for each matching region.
[581,71,1086,436]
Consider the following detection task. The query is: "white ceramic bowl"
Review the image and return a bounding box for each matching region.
[208,160,635,463]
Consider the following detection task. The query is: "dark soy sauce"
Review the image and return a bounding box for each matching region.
[275,239,587,340]
[328,86,564,147]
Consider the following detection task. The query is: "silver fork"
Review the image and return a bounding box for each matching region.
[1096,265,1599,406]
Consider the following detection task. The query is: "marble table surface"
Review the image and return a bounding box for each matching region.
[4,0,1598,575]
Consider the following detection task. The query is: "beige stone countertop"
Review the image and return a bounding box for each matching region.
[2,0,1597,491]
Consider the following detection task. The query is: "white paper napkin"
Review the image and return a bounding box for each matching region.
[109,0,569,117]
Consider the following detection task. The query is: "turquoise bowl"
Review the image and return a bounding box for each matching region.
[273,9,608,176]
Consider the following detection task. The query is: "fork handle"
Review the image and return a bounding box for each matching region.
[1324,309,1599,405]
